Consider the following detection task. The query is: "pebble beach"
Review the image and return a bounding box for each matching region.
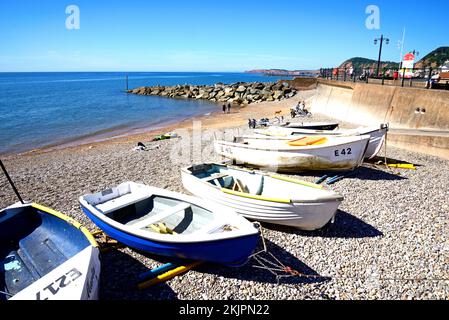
[1,90,448,300]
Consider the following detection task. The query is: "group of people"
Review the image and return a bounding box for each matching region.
[290,100,311,118]
[222,103,232,114]
[296,101,307,111]
[248,118,269,129]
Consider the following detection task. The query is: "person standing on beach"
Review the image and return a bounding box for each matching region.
[222,104,226,114]
[227,103,231,114]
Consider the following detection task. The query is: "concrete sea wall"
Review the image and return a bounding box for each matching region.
[310,79,449,159]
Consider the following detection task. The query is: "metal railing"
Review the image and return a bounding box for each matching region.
[319,67,449,90]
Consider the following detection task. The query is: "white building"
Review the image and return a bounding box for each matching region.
[440,60,449,72]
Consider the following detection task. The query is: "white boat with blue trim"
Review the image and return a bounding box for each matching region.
[181,163,344,231]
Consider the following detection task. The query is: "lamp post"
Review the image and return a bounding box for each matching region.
[410,49,419,56]
[374,35,390,78]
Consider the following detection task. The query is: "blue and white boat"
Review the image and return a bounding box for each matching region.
[79,182,260,266]
[1,202,101,300]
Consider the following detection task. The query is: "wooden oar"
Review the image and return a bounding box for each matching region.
[326,171,357,185]
[315,175,328,184]
[138,261,203,290]
[387,163,416,170]
[138,263,177,282]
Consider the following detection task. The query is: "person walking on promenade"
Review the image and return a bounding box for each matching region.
[222,104,226,114]
[227,103,231,114]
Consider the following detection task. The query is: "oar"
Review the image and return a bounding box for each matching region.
[138,263,177,282]
[0,159,24,204]
[326,170,357,185]
[0,290,13,298]
[315,175,328,184]
[326,175,345,185]
[138,261,203,290]
[387,163,416,170]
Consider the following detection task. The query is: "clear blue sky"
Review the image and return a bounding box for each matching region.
[0,0,448,72]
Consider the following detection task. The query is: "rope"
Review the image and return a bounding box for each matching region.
[0,290,13,298]
[249,222,267,258]
[92,229,125,253]
[250,224,449,284]
[384,130,389,170]
[250,223,332,284]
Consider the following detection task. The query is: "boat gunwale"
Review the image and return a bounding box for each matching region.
[272,121,340,130]
[31,203,98,248]
[214,134,372,152]
[221,188,292,204]
[249,127,384,140]
[220,188,343,204]
[1,202,98,249]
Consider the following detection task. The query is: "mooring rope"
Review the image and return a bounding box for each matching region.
[0,290,13,298]
[250,224,449,284]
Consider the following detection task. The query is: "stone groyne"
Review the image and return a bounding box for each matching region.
[128,81,297,105]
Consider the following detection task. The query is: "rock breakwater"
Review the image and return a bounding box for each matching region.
[128,81,298,105]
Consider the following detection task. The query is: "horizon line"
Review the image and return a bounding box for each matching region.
[0,69,321,74]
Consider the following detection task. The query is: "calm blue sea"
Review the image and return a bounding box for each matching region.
[0,72,291,155]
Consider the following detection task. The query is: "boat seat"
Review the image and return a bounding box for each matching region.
[95,192,151,214]
[202,173,229,182]
[203,173,231,188]
[130,202,191,230]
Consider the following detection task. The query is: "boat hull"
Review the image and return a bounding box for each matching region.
[181,172,341,231]
[214,137,369,172]
[281,122,339,130]
[80,205,259,266]
[363,128,387,159]
[1,203,100,300]
[254,125,388,159]
[10,246,101,300]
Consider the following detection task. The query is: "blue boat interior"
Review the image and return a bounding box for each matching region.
[0,205,90,300]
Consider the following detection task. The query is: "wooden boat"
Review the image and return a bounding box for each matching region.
[181,163,344,231]
[275,122,339,130]
[214,135,370,172]
[79,182,260,266]
[1,202,101,300]
[253,124,388,159]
